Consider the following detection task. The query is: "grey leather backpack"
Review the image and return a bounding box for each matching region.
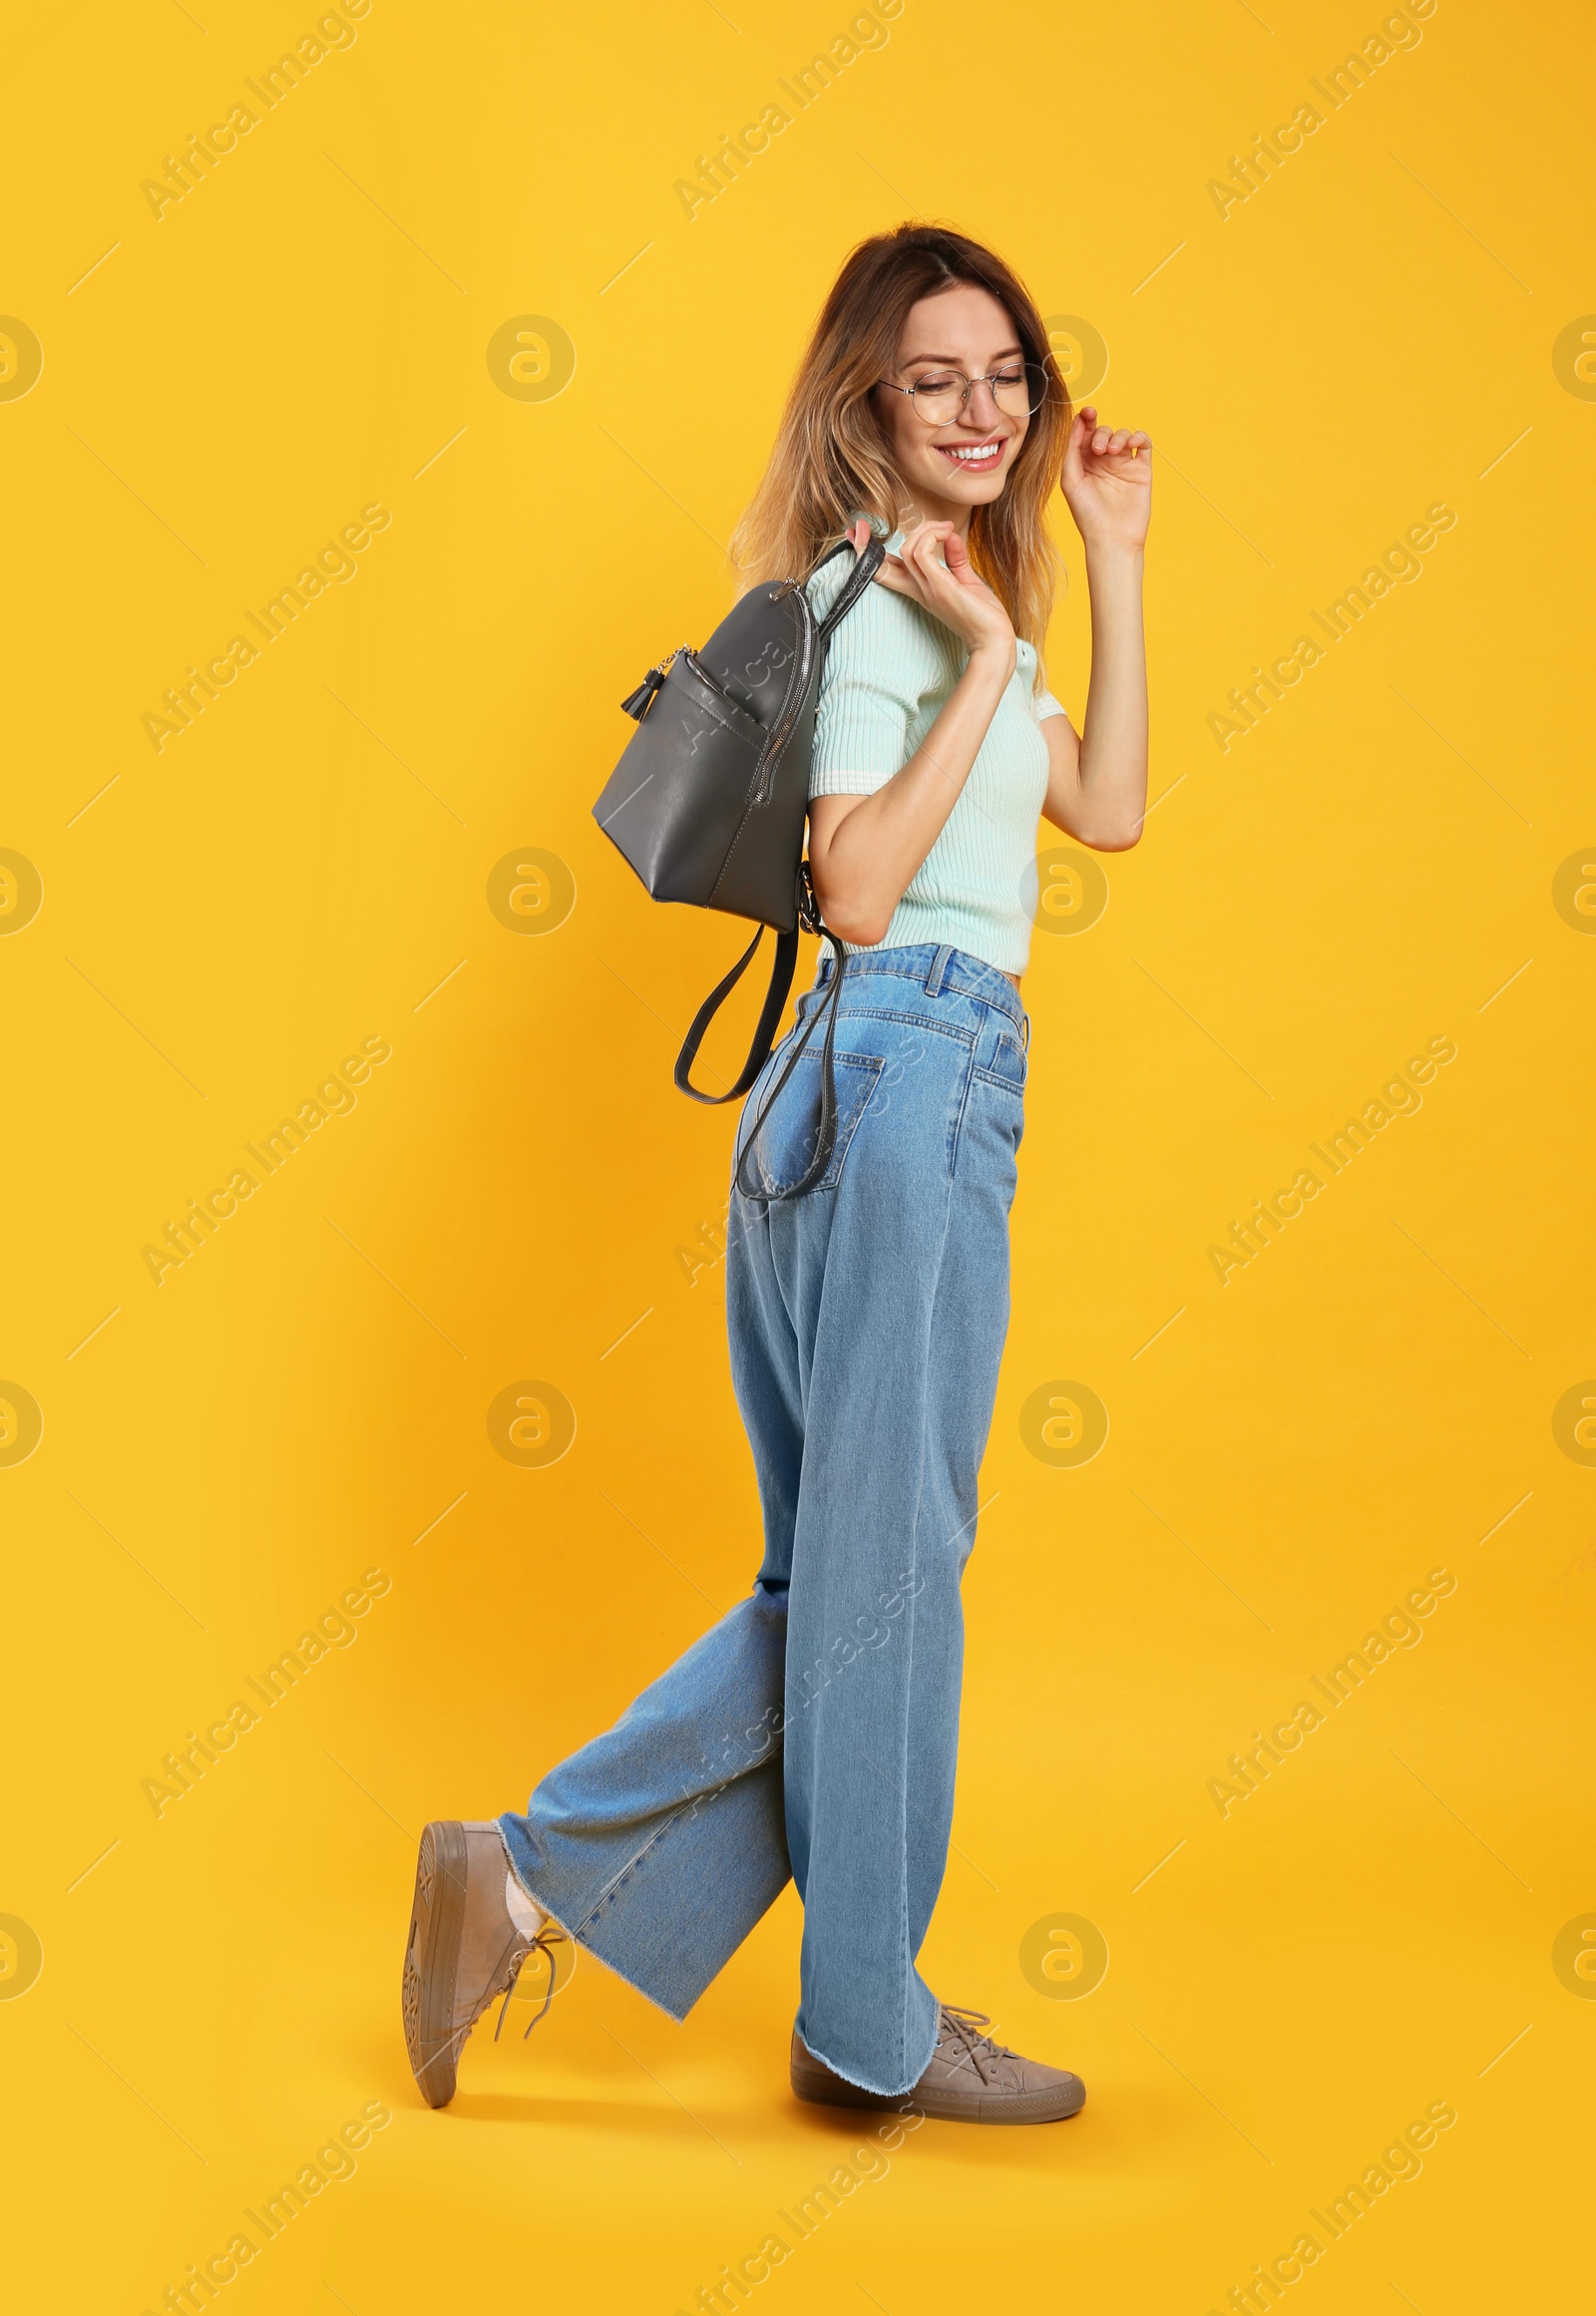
[593,535,884,1199]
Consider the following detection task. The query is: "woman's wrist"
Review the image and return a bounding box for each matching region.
[965,634,1017,683]
[1081,536,1147,583]
[1082,544,1146,627]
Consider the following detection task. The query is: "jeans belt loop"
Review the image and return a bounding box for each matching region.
[1021,1008,1031,1050]
[925,944,953,998]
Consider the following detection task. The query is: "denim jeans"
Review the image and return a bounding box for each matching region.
[499,943,1025,2096]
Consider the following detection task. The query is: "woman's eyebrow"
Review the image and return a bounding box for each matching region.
[900,343,1025,368]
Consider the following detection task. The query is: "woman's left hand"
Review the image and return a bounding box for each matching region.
[1060,407,1153,554]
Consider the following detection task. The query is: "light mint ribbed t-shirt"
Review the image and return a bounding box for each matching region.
[805,539,1066,975]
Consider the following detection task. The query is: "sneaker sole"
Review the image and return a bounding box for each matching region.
[792,2056,1086,2125]
[403,1819,469,2109]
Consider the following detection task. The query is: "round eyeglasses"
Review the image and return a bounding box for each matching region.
[879,360,1051,428]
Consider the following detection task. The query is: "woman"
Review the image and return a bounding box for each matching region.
[402,223,1150,2123]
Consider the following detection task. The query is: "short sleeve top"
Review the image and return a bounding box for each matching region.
[804,537,1065,974]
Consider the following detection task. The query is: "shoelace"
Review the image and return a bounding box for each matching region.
[492,1923,568,2044]
[935,2005,1023,2087]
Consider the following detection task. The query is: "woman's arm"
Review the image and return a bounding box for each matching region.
[1041,407,1152,853]
[808,519,1015,948]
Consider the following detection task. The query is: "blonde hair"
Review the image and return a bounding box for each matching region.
[730,223,1071,663]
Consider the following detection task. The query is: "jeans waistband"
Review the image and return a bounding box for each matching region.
[815,942,1024,1034]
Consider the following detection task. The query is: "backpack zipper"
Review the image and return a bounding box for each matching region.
[683,649,755,715]
[747,598,815,806]
[686,647,805,809]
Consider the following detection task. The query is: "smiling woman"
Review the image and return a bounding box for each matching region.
[733,225,1150,953]
[404,220,1152,2133]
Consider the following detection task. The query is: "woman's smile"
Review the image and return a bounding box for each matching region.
[934,432,1008,472]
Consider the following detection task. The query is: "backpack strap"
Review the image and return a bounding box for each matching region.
[673,924,799,1105]
[813,534,887,643]
[730,929,849,1202]
[725,537,881,1197]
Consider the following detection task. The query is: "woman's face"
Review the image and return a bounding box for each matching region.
[873,281,1031,525]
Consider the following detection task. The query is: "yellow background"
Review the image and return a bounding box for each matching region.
[4,0,1593,2306]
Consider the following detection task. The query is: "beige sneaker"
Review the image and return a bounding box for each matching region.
[402,1819,567,2109]
[791,2004,1085,2123]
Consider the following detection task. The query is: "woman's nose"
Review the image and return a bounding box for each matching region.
[963,376,1005,427]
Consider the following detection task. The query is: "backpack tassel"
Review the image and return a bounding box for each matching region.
[619,669,663,719]
[620,644,692,721]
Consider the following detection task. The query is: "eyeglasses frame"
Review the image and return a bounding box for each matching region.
[876,359,1053,426]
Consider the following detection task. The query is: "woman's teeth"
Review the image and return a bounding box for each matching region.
[939,441,1002,466]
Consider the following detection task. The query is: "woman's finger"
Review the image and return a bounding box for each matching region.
[873,554,928,606]
[901,529,941,582]
[910,542,958,597]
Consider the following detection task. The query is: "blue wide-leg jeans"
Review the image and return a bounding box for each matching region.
[500,944,1026,2097]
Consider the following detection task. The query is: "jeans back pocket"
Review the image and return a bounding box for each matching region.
[738,1045,883,1198]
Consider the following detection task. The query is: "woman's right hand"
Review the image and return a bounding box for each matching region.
[847,517,1016,671]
